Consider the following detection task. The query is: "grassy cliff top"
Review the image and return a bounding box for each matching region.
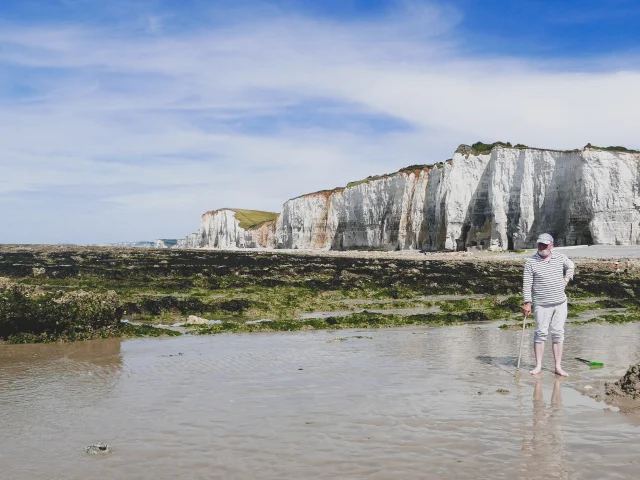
[230,209,279,229]
[457,141,640,155]
[456,141,517,155]
[346,165,433,189]
[585,143,640,154]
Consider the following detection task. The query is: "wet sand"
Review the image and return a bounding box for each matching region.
[1,322,640,479]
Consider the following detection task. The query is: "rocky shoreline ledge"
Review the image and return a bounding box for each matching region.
[1,245,640,338]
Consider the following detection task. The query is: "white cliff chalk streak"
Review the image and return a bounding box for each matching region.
[176,144,640,251]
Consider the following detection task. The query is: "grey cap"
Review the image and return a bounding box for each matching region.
[536,233,554,245]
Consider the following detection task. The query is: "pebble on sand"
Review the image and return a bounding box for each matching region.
[85,443,112,455]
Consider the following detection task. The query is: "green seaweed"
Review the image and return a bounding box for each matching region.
[191,310,490,336]
[3,246,640,342]
[567,299,624,318]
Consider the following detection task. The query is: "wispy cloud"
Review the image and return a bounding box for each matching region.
[0,1,639,243]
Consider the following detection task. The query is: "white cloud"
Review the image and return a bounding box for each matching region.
[0,3,638,243]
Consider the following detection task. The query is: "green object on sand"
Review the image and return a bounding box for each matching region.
[575,357,604,367]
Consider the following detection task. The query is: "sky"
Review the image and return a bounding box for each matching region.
[1,0,639,244]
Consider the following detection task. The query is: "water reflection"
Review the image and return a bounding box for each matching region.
[0,338,123,414]
[520,376,568,479]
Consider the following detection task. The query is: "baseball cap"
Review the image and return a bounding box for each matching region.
[536,233,554,245]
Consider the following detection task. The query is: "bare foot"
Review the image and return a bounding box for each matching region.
[555,367,569,377]
[530,366,542,375]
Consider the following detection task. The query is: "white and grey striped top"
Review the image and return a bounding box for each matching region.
[522,251,575,306]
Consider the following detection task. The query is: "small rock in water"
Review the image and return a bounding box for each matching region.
[85,443,112,455]
[326,337,348,343]
[186,315,208,325]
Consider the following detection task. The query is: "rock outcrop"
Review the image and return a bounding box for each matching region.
[176,144,640,251]
[176,233,200,249]
[195,209,277,249]
[605,363,640,412]
[606,364,640,400]
[155,239,177,248]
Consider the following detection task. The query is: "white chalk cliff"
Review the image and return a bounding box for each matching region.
[176,144,640,251]
[197,209,276,249]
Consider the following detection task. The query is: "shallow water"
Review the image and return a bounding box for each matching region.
[298,305,441,318]
[1,323,640,479]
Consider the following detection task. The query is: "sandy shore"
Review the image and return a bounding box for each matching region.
[181,245,640,269]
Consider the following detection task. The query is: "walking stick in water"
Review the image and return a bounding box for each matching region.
[515,313,529,377]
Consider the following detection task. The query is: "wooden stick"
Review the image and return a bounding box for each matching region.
[515,313,528,376]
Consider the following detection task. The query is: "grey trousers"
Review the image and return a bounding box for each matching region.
[533,301,567,344]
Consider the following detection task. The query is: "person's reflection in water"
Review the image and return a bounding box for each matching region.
[525,376,568,478]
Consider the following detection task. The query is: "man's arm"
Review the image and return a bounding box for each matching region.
[563,255,575,284]
[523,261,533,304]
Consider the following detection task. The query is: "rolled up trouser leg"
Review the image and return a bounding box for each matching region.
[534,301,567,344]
[533,304,551,343]
[549,300,567,344]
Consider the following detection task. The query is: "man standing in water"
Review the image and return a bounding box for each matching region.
[522,233,575,376]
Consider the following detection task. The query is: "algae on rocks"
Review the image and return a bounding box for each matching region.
[0,277,180,343]
[3,246,640,341]
[0,278,123,342]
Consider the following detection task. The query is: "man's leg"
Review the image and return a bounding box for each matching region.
[530,342,545,375]
[530,304,551,375]
[550,301,568,377]
[552,343,567,376]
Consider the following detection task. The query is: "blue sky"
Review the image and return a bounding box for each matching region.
[1,0,639,244]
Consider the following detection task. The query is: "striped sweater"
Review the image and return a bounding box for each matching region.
[522,251,575,306]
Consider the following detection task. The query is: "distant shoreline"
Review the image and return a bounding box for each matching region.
[4,243,640,262]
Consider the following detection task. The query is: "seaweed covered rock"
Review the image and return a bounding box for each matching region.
[85,443,112,455]
[606,364,640,401]
[0,277,123,342]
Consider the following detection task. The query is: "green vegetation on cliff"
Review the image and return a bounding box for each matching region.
[231,209,278,229]
[346,175,386,188]
[584,144,640,154]
[399,164,430,172]
[454,141,640,155]
[346,165,430,189]
[457,141,513,155]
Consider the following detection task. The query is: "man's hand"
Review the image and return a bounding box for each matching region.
[522,302,532,316]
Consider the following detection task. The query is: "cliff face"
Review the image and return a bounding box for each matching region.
[176,233,200,249]
[275,190,337,249]
[197,209,277,249]
[275,168,436,250]
[462,147,640,250]
[176,145,640,251]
